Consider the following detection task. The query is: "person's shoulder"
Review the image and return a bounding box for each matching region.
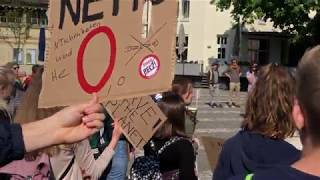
[238,166,320,180]
[228,167,288,180]
[170,138,194,153]
[223,131,242,148]
[175,138,193,147]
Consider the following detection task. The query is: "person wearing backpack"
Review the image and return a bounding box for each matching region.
[230,46,320,180]
[130,94,197,180]
[213,64,301,180]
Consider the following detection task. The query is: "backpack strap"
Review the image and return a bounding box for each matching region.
[58,156,75,180]
[245,174,253,180]
[158,137,183,155]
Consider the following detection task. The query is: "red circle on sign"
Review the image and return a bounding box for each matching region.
[139,54,160,79]
[77,26,116,93]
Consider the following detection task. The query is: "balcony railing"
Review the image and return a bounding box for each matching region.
[0,16,47,26]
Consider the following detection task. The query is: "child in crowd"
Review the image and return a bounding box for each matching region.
[168,77,196,137]
[213,63,300,180]
[144,94,197,180]
[231,46,320,180]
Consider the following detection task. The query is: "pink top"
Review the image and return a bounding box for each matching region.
[0,154,50,180]
[246,71,257,93]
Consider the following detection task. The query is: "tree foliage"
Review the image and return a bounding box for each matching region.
[0,3,33,62]
[211,0,320,42]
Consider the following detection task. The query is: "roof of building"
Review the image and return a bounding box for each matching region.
[0,0,48,9]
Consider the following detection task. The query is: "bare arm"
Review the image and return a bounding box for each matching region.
[246,72,255,84]
[22,94,105,153]
[73,118,122,179]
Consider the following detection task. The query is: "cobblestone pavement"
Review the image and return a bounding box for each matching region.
[192,88,247,180]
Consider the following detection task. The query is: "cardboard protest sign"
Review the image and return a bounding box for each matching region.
[39,0,177,107]
[201,136,225,171]
[103,96,167,149]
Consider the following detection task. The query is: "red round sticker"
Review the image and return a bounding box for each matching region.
[139,54,160,79]
[77,26,116,94]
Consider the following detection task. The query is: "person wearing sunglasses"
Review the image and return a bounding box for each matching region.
[4,62,26,117]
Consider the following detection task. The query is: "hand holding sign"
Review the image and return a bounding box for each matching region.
[40,0,177,107]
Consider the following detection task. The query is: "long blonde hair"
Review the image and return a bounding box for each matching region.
[242,63,296,139]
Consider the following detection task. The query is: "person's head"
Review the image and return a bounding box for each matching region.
[230,58,239,70]
[171,77,193,105]
[154,94,187,139]
[231,58,238,65]
[293,46,320,147]
[211,62,219,71]
[0,66,15,99]
[242,63,296,139]
[31,64,41,75]
[251,63,258,73]
[5,62,19,76]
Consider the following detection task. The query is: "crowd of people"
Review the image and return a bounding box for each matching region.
[1,45,320,180]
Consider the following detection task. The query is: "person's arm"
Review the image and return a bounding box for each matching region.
[246,72,254,84]
[177,140,197,180]
[22,94,105,153]
[224,68,231,79]
[74,119,122,179]
[238,67,242,77]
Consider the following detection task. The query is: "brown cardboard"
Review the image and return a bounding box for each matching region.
[200,136,225,171]
[103,96,167,149]
[39,0,177,107]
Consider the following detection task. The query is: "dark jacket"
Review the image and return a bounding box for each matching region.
[213,130,301,180]
[0,121,25,166]
[229,166,320,180]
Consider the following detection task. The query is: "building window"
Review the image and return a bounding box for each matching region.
[26,49,37,64]
[176,36,188,62]
[13,48,24,64]
[182,0,190,19]
[217,35,228,59]
[248,39,269,65]
[217,36,228,45]
[218,48,226,59]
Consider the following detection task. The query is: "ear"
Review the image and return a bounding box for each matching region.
[292,98,305,130]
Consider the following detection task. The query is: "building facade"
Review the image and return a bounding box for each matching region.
[175,0,290,75]
[0,0,290,75]
[0,0,49,74]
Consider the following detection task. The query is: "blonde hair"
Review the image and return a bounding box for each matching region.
[0,66,14,89]
[242,63,296,139]
[0,66,15,108]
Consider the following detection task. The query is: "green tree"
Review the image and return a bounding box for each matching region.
[211,0,320,43]
[0,6,32,62]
